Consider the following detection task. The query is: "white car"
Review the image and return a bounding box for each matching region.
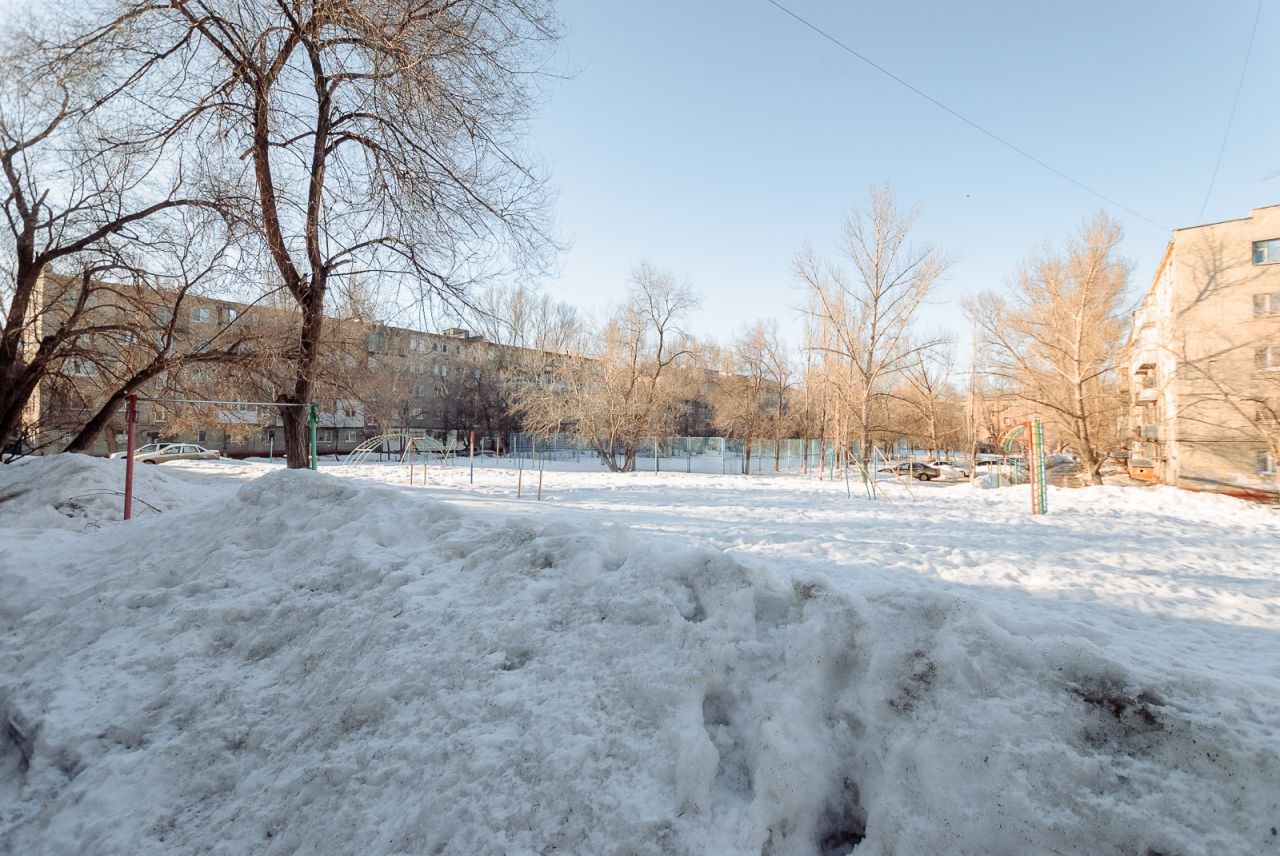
[113,443,220,464]
[924,459,970,479]
[110,443,171,460]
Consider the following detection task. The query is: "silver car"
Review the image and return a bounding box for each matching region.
[132,443,219,464]
[110,443,169,460]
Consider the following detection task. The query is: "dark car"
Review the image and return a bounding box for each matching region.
[878,461,941,481]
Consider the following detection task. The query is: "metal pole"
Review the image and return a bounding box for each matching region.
[123,394,138,520]
[308,403,318,470]
[469,430,475,485]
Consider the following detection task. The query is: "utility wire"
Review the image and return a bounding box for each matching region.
[1197,0,1262,222]
[763,0,1169,231]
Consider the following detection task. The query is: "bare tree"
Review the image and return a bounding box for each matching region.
[89,0,560,467]
[516,263,696,472]
[710,327,771,474]
[456,282,582,441]
[0,19,229,453]
[901,343,963,457]
[970,212,1130,484]
[797,184,954,459]
[759,322,794,470]
[468,283,582,355]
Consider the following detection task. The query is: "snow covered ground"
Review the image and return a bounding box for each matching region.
[1,454,1277,855]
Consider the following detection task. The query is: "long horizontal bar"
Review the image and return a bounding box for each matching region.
[136,397,311,408]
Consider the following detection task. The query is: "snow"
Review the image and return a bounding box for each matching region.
[1,454,1278,855]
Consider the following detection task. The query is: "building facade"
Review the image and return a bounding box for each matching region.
[1128,204,1280,498]
[17,276,555,458]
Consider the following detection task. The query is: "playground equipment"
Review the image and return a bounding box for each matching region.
[998,420,1049,515]
[342,432,463,467]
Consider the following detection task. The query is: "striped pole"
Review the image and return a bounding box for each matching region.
[1030,420,1048,515]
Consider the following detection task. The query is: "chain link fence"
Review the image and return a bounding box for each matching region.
[500,434,840,474]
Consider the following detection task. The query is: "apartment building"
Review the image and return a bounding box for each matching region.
[1128,204,1280,498]
[17,273,554,458]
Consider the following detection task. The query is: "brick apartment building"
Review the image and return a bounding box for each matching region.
[1128,204,1280,498]
[17,276,561,458]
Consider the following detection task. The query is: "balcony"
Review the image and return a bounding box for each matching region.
[1131,347,1157,373]
[1138,425,1160,441]
[1137,387,1159,402]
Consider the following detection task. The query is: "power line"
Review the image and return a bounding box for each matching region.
[763,0,1169,231]
[1197,0,1262,222]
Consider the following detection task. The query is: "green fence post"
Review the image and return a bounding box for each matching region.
[308,403,318,470]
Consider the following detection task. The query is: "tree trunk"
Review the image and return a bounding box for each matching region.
[65,360,178,453]
[280,285,325,469]
[0,368,44,454]
[281,405,310,469]
[64,393,128,453]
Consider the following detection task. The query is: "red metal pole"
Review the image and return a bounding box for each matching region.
[124,394,138,520]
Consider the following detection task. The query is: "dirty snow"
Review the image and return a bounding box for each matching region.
[0,454,1277,855]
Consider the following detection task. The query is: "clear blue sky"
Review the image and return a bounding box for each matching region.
[525,0,1280,348]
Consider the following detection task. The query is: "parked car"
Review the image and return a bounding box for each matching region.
[927,459,969,478]
[110,443,172,460]
[131,443,220,464]
[878,461,941,481]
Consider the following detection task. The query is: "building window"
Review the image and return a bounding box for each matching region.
[1257,451,1276,475]
[152,407,167,422]
[1253,238,1280,265]
[197,430,207,444]
[1256,345,1280,371]
[1254,293,1280,316]
[193,306,212,323]
[66,359,95,377]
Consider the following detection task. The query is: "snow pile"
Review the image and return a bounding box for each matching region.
[0,454,228,530]
[1,458,1278,855]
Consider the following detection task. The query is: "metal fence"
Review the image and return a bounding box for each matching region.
[377,431,1024,485]
[502,434,842,474]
